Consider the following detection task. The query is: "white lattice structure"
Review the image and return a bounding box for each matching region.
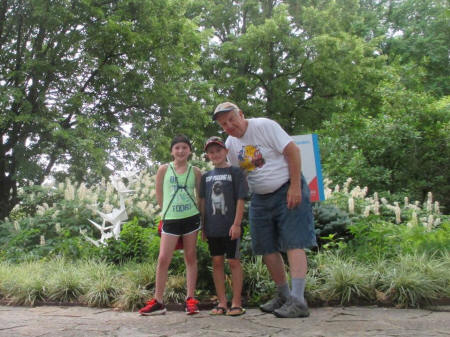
[82,171,137,246]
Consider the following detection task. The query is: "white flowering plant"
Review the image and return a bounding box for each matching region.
[0,168,162,261]
[321,177,449,259]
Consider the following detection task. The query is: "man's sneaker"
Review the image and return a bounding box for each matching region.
[273,298,310,318]
[259,294,287,313]
[185,297,200,315]
[139,299,166,316]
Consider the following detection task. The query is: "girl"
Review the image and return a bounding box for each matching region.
[139,135,202,316]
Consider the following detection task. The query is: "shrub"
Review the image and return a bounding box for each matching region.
[47,269,85,303]
[1,262,47,306]
[196,238,214,292]
[114,283,150,311]
[0,170,159,261]
[242,256,274,306]
[80,260,119,307]
[164,275,187,304]
[315,252,375,304]
[313,203,352,248]
[376,254,446,307]
[100,217,156,264]
[119,261,157,289]
[346,219,450,261]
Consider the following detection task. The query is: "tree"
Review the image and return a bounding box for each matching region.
[0,0,205,219]
[382,0,449,96]
[194,0,386,133]
[320,76,450,210]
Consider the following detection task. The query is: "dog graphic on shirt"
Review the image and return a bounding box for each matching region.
[211,181,227,215]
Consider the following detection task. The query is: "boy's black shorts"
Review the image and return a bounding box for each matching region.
[207,236,241,259]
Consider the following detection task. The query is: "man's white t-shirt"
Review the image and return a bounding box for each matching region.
[225,118,292,194]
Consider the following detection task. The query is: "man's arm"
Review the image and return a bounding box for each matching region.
[283,141,302,209]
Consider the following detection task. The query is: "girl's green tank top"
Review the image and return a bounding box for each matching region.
[162,163,198,220]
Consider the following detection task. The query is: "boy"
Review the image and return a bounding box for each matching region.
[199,136,248,316]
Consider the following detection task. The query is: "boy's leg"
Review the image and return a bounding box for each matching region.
[228,258,243,308]
[212,255,227,309]
[182,230,198,299]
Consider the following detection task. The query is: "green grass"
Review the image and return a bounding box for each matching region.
[164,274,187,303]
[377,254,448,307]
[243,256,275,305]
[114,283,150,311]
[119,261,157,289]
[315,252,374,304]
[46,259,85,303]
[0,251,448,309]
[80,260,119,307]
[2,262,47,305]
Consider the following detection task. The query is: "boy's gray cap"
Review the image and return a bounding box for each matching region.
[212,102,239,120]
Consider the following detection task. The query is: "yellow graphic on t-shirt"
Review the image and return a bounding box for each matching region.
[238,145,265,172]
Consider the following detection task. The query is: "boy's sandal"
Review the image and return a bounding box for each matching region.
[210,306,227,315]
[226,307,246,316]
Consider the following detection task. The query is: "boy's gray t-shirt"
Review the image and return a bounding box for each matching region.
[200,166,248,237]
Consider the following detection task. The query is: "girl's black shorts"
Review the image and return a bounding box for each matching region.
[162,214,200,236]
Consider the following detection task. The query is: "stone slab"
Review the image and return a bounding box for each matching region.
[0,305,449,337]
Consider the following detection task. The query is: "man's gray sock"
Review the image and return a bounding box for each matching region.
[291,278,306,305]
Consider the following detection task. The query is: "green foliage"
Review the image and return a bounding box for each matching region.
[196,0,385,133]
[47,265,85,304]
[383,0,450,96]
[308,251,450,308]
[0,0,208,219]
[80,260,120,307]
[100,217,156,264]
[0,262,47,306]
[113,282,150,311]
[315,253,374,304]
[346,219,450,261]
[0,187,98,261]
[1,248,449,309]
[402,222,450,256]
[242,256,275,306]
[320,93,450,211]
[313,203,352,248]
[196,237,215,292]
[0,172,160,262]
[119,261,157,290]
[376,254,448,308]
[164,275,187,304]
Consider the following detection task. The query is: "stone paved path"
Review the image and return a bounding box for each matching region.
[0,305,449,337]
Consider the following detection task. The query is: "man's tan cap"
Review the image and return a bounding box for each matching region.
[212,102,239,120]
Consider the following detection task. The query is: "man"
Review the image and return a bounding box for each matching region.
[213,102,317,318]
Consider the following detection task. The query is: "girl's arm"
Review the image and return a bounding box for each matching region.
[155,164,168,209]
[193,166,202,207]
